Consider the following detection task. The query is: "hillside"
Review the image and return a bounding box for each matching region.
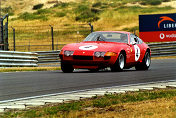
[1,0,176,31]
[1,0,176,51]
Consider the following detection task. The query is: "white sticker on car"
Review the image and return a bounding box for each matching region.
[79,45,98,50]
[134,45,140,61]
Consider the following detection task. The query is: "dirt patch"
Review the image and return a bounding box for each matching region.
[161,1,176,8]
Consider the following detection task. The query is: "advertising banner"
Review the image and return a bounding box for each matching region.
[139,13,176,42]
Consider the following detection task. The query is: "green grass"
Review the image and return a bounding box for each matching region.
[55,12,67,17]
[2,6,14,16]
[18,12,49,21]
[1,89,176,118]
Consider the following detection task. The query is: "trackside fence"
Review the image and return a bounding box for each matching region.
[36,50,60,63]
[0,51,38,67]
[148,41,176,57]
[36,42,176,64]
[8,24,91,52]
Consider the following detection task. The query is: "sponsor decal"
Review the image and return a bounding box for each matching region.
[159,33,176,40]
[134,45,140,61]
[158,16,175,29]
[79,45,98,50]
[139,13,176,42]
[160,33,165,39]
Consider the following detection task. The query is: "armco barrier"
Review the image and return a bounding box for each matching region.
[0,41,175,67]
[36,51,60,63]
[36,42,176,64]
[0,51,38,67]
[148,41,176,57]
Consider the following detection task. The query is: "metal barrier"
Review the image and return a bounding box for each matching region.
[36,51,60,63]
[148,41,176,57]
[0,51,38,67]
[36,42,176,64]
[0,41,174,67]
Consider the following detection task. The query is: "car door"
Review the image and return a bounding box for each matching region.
[129,34,144,63]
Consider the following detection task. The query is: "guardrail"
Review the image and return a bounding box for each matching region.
[0,51,38,67]
[148,41,176,57]
[36,51,60,63]
[36,42,176,64]
[0,42,175,67]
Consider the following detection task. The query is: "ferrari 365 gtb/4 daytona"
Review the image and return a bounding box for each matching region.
[59,31,151,73]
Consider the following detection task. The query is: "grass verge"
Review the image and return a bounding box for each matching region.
[1,89,176,117]
[0,67,60,72]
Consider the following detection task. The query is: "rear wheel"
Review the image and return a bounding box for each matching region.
[61,61,74,73]
[111,52,125,72]
[135,51,151,70]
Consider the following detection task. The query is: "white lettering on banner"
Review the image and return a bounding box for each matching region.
[166,34,176,38]
[163,23,176,29]
[159,33,176,40]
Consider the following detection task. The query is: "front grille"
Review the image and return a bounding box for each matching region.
[73,56,93,60]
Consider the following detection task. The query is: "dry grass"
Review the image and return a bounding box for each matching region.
[72,97,176,118]
[152,56,176,60]
[2,89,176,118]
[2,0,176,52]
[0,67,60,72]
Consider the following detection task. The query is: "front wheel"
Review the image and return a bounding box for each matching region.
[135,51,151,70]
[61,61,74,73]
[111,52,125,72]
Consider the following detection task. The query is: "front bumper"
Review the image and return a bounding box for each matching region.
[59,54,117,69]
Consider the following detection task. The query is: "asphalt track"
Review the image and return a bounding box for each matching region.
[0,59,176,101]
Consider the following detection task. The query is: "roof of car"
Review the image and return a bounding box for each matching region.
[95,31,131,34]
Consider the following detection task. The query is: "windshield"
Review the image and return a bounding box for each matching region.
[84,32,128,43]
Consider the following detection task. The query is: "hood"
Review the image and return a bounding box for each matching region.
[62,41,127,53]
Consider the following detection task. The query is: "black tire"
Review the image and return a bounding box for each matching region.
[111,52,125,72]
[88,69,99,72]
[135,51,151,70]
[61,61,74,73]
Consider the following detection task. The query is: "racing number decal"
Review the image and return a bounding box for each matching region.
[134,45,140,61]
[79,45,98,50]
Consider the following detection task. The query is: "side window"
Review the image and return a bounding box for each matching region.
[130,34,137,44]
[130,34,142,44]
[137,37,143,44]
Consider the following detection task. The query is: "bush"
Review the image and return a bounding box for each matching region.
[55,12,66,17]
[33,4,44,10]
[140,0,162,5]
[74,5,100,22]
[2,6,14,16]
[34,9,52,15]
[75,5,89,14]
[162,0,171,2]
[92,2,102,7]
[75,11,99,22]
[19,12,48,21]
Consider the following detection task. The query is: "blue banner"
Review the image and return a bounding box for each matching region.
[139,13,176,32]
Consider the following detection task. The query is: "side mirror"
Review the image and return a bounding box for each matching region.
[130,41,136,45]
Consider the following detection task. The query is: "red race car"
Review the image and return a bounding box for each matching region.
[59,31,151,73]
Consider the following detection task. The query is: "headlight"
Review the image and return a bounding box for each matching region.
[104,52,117,56]
[94,52,106,57]
[64,50,74,56]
